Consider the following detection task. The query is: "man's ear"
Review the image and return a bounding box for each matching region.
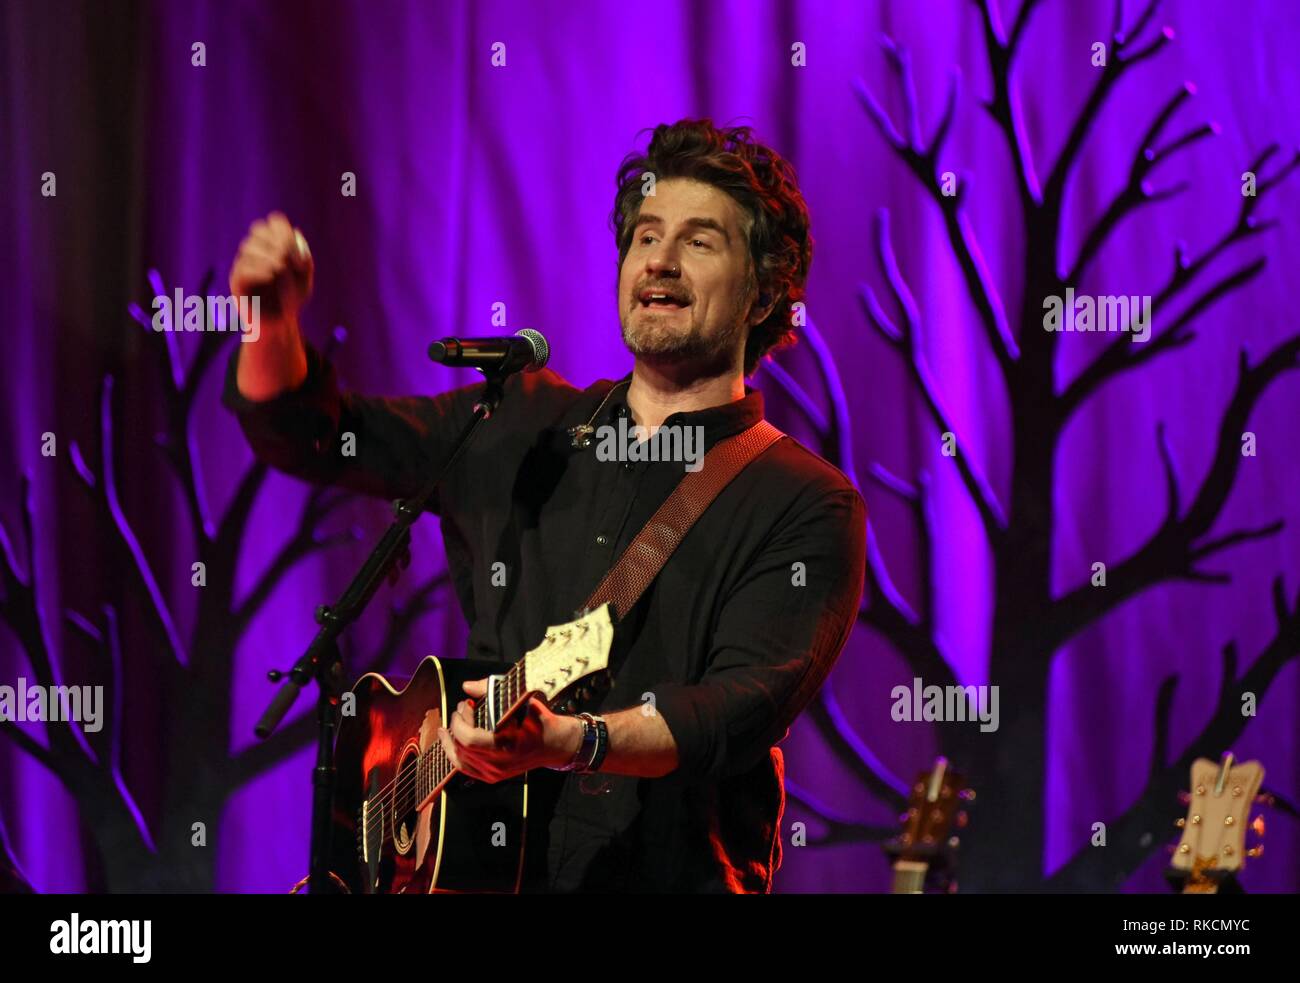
[749,287,777,327]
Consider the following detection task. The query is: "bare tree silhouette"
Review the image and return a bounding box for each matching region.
[0,270,447,891]
[767,0,1299,890]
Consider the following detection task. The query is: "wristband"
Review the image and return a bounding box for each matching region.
[581,714,609,774]
[549,714,595,772]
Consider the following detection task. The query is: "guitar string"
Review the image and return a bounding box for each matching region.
[360,714,479,840]
[359,665,551,842]
[360,702,485,840]
[358,624,585,841]
[358,672,516,840]
[359,620,600,843]
[360,672,512,836]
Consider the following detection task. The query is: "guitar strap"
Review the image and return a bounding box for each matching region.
[579,418,786,622]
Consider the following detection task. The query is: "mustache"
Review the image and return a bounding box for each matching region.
[636,283,692,303]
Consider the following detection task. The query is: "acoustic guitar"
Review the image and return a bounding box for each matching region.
[318,603,615,894]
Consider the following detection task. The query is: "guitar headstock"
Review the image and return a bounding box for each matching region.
[884,757,973,892]
[521,603,615,706]
[1170,753,1265,892]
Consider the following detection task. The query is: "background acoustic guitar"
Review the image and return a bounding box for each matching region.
[883,757,973,894]
[1168,753,1267,894]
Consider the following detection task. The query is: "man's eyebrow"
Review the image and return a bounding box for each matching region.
[633,213,732,243]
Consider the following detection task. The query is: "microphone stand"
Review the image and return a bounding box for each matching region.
[255,368,509,894]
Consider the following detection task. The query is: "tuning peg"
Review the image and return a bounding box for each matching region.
[1246,846,1264,859]
[1166,844,1178,855]
[1177,791,1191,806]
[1255,792,1275,807]
[959,789,976,803]
[1175,817,1185,828]
[1250,815,1266,837]
[956,811,969,829]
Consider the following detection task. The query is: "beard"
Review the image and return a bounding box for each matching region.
[620,300,747,373]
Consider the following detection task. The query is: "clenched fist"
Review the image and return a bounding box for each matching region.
[231,211,312,400]
[229,211,314,324]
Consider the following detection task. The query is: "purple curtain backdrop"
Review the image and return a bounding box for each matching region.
[2,0,1297,892]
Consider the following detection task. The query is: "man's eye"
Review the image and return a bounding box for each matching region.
[689,238,710,249]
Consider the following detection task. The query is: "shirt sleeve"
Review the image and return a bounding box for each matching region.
[219,341,482,508]
[651,483,867,785]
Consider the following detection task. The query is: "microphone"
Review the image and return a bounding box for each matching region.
[427,328,550,375]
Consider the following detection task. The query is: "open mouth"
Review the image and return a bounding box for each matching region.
[638,288,691,310]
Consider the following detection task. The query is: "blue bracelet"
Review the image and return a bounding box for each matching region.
[582,714,609,773]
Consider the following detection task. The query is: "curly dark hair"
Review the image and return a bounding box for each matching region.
[610,118,813,376]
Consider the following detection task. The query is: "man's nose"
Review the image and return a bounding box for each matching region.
[644,242,681,277]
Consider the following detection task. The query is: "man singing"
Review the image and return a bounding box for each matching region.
[223,118,866,892]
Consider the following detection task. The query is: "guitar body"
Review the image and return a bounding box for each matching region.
[330,656,529,894]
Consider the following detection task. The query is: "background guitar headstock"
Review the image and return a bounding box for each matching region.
[1169,753,1266,893]
[883,757,973,893]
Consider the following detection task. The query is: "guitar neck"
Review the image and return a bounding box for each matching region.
[891,860,928,895]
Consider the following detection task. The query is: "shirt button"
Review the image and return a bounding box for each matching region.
[595,534,609,546]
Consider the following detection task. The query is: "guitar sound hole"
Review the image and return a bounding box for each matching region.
[391,747,420,855]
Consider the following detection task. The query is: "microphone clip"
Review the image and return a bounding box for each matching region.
[568,423,596,450]
[567,379,630,451]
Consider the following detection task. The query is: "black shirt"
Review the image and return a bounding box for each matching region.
[221,344,866,892]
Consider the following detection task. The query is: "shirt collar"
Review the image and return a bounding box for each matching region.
[593,372,765,450]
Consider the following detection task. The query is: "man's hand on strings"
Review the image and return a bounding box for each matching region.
[436,677,583,782]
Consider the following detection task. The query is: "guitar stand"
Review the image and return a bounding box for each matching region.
[254,370,510,894]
